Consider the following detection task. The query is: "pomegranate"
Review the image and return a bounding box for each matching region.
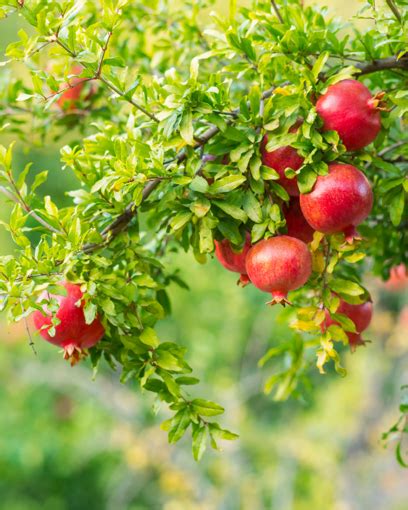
[245,235,312,305]
[261,136,304,196]
[33,282,105,365]
[383,264,408,292]
[316,79,382,151]
[57,65,92,111]
[284,198,315,243]
[299,163,373,241]
[325,298,373,351]
[215,233,252,286]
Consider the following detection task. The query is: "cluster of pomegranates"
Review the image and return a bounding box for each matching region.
[215,79,383,348]
[32,80,396,361]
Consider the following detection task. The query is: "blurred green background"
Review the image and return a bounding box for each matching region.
[1,1,407,509]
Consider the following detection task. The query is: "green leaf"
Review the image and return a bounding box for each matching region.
[168,409,191,444]
[297,167,317,194]
[170,211,192,231]
[209,175,246,193]
[192,424,207,461]
[213,200,247,222]
[140,327,159,348]
[330,279,365,297]
[243,190,262,223]
[192,399,225,416]
[190,198,211,218]
[389,189,405,226]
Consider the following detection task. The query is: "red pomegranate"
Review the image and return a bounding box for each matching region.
[383,264,408,292]
[33,282,105,365]
[316,79,382,151]
[284,198,315,244]
[325,299,373,351]
[57,65,92,111]
[215,234,252,286]
[261,137,303,196]
[299,163,373,241]
[245,235,312,305]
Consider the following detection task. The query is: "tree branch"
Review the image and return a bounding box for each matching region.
[386,0,402,22]
[357,55,408,75]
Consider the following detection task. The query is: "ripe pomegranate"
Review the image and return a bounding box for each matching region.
[57,65,93,111]
[261,137,304,196]
[316,79,382,151]
[324,299,373,351]
[245,235,312,305]
[383,264,408,292]
[215,233,252,286]
[284,198,315,243]
[299,163,373,241]
[33,282,105,365]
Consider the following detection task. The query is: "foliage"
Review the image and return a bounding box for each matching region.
[0,0,407,459]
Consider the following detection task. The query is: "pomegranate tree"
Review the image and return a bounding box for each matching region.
[0,0,406,460]
[245,236,312,305]
[299,163,373,241]
[33,282,105,365]
[316,79,383,151]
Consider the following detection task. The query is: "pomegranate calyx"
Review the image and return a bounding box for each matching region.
[62,341,87,366]
[267,292,292,307]
[367,91,388,112]
[237,274,251,287]
[343,225,361,244]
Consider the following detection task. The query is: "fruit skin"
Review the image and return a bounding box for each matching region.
[383,264,408,292]
[33,282,105,365]
[299,163,373,240]
[316,79,381,151]
[245,235,312,305]
[324,299,373,351]
[261,136,304,196]
[284,198,315,244]
[214,233,252,286]
[57,65,92,111]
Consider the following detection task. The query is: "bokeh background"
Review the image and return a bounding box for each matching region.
[1,1,407,509]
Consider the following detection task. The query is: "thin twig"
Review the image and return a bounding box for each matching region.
[271,0,284,23]
[386,0,402,22]
[378,140,408,157]
[96,31,113,77]
[99,75,159,122]
[0,185,63,235]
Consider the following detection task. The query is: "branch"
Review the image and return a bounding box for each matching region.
[0,185,64,235]
[386,0,402,23]
[81,84,282,254]
[357,55,408,75]
[271,1,284,24]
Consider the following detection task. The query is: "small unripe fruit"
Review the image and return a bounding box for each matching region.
[215,234,252,286]
[316,79,382,151]
[324,299,373,351]
[245,235,312,305]
[284,198,315,244]
[299,163,373,241]
[33,282,105,365]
